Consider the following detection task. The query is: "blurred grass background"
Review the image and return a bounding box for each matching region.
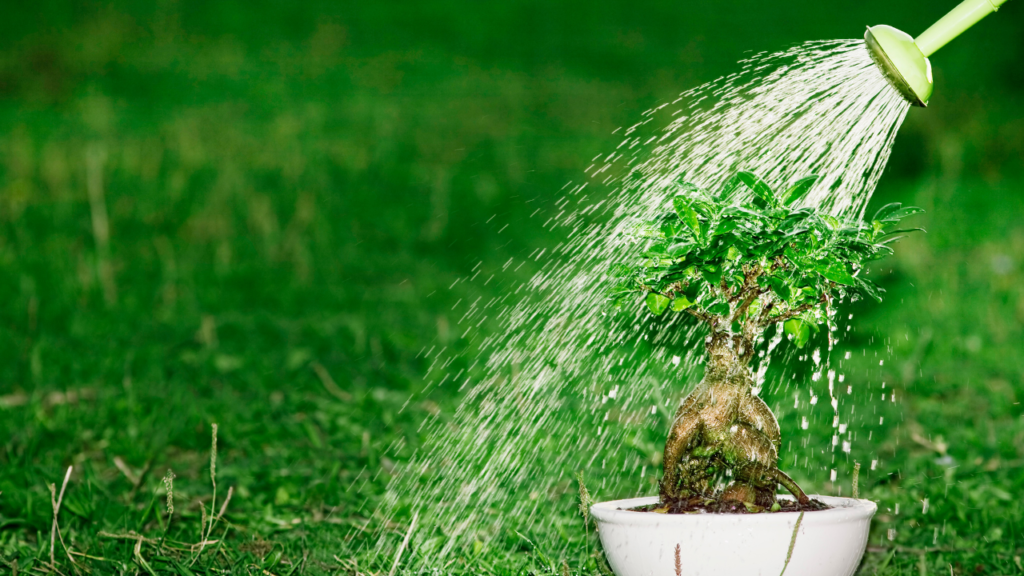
[0,1,1022,574]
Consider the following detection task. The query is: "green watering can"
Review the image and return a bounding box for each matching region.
[865,0,1012,106]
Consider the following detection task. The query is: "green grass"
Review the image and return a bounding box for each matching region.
[1,1,1023,574]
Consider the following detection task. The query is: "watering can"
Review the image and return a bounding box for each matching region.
[865,0,1012,106]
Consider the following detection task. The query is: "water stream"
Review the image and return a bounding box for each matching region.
[371,38,911,566]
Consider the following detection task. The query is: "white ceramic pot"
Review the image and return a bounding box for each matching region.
[591,495,876,576]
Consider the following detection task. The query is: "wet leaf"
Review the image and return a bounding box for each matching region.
[645,293,671,316]
[670,296,694,312]
[815,260,856,286]
[765,276,792,302]
[784,319,811,348]
[736,171,778,207]
[780,175,818,205]
[872,202,902,222]
[707,301,730,316]
[673,196,703,244]
[667,242,693,257]
[701,265,723,286]
[884,206,925,221]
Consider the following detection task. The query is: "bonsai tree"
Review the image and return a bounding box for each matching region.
[609,171,922,510]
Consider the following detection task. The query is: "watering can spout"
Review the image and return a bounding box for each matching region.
[865,0,1011,107]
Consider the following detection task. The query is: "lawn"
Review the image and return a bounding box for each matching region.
[1,1,1022,574]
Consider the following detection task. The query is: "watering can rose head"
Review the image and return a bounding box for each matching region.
[608,170,924,349]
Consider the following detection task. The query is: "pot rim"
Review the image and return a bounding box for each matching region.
[590,494,877,527]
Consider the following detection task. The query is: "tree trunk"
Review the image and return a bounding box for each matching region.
[660,331,805,508]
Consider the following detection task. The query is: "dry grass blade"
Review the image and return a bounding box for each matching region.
[85,143,117,306]
[333,555,358,571]
[68,551,113,562]
[312,362,353,402]
[99,531,155,543]
[49,466,76,569]
[113,456,140,485]
[0,393,27,408]
[674,543,682,576]
[133,537,157,576]
[191,423,221,565]
[1,388,96,409]
[217,486,234,521]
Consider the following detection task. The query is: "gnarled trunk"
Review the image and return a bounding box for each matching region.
[660,331,809,508]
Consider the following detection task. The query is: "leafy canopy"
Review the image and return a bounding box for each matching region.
[609,171,923,347]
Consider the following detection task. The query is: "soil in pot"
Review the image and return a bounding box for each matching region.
[631,496,831,514]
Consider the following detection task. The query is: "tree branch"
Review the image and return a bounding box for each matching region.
[732,287,765,323]
[685,308,714,324]
[760,295,827,327]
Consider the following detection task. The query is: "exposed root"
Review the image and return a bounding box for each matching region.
[660,332,813,510]
[774,469,810,506]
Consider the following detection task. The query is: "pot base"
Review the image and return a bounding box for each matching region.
[591,495,876,576]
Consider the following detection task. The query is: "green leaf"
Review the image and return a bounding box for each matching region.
[879,227,926,237]
[645,242,669,255]
[885,206,925,221]
[701,265,723,286]
[670,296,694,311]
[673,196,703,243]
[736,171,778,207]
[780,175,818,205]
[872,202,902,222]
[819,215,840,231]
[667,242,693,257]
[689,199,716,220]
[815,260,856,286]
[856,277,884,303]
[765,276,792,302]
[713,218,739,236]
[660,220,683,239]
[707,301,730,316]
[866,245,895,260]
[784,319,811,348]
[719,173,743,200]
[645,293,671,316]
